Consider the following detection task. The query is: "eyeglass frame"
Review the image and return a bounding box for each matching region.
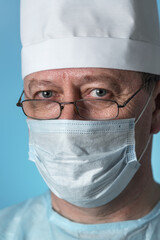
[16,81,149,120]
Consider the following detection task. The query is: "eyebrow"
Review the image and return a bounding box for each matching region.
[27,73,121,94]
[28,79,59,94]
[82,74,122,93]
[83,73,120,82]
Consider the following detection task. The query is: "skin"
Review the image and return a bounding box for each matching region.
[24,68,160,224]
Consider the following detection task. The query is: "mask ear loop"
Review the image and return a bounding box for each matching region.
[135,84,155,162]
[138,135,152,162]
[135,85,155,125]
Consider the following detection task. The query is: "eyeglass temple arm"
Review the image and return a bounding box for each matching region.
[118,85,145,108]
[16,90,24,107]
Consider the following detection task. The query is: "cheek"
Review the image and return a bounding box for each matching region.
[117,101,138,120]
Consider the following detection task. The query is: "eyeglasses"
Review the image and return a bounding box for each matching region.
[16,83,146,120]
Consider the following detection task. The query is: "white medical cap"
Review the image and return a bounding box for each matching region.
[21,0,160,79]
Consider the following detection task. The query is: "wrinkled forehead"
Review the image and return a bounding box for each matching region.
[24,68,142,82]
[24,68,142,89]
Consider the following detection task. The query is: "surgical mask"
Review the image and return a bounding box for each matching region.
[27,90,152,208]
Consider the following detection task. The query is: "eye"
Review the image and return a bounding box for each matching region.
[90,89,108,98]
[41,91,53,98]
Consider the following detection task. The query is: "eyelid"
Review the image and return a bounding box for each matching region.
[84,88,112,99]
[90,88,108,93]
[91,88,108,91]
[29,85,62,96]
[34,90,57,99]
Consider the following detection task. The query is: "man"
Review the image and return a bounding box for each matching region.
[0,0,160,239]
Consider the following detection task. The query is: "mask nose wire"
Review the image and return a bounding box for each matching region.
[135,85,155,125]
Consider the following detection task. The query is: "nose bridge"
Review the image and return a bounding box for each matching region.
[61,101,75,105]
[59,101,79,120]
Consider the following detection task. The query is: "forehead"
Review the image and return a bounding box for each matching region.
[24,68,141,89]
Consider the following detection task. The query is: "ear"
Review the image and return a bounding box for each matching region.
[151,80,160,134]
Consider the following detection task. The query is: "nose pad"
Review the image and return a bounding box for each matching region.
[59,103,80,120]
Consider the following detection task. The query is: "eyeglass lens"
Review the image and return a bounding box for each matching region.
[22,99,118,120]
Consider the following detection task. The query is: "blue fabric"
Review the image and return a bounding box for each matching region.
[0,191,160,240]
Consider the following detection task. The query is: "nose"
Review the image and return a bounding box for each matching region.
[59,102,81,120]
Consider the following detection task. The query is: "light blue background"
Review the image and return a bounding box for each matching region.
[0,0,160,209]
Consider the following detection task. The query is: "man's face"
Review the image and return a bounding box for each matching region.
[24,68,155,161]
